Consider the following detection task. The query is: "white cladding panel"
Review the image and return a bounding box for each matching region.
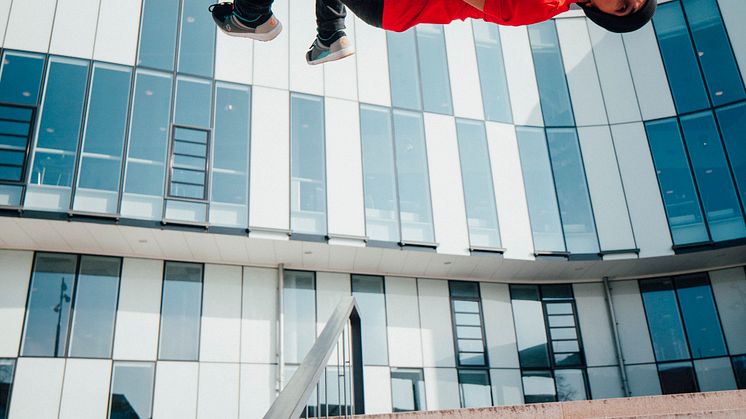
[577,126,636,253]
[0,250,32,357]
[355,16,391,107]
[609,280,655,364]
[325,98,366,238]
[200,264,242,362]
[481,282,520,368]
[324,18,358,101]
[4,0,56,53]
[113,258,164,361]
[573,283,617,367]
[424,113,469,255]
[241,267,278,364]
[363,366,393,414]
[49,0,100,59]
[385,276,423,367]
[249,87,290,230]
[490,369,523,406]
[215,31,253,85]
[252,1,288,89]
[709,267,746,355]
[611,122,674,257]
[719,0,746,77]
[500,26,543,126]
[239,364,277,419]
[197,363,240,419]
[8,358,64,419]
[288,0,323,96]
[626,363,662,397]
[424,367,460,410]
[93,0,142,65]
[623,23,676,120]
[486,122,534,260]
[418,278,456,368]
[0,0,12,47]
[556,18,608,127]
[58,359,112,419]
[587,366,625,399]
[152,361,199,419]
[444,20,485,120]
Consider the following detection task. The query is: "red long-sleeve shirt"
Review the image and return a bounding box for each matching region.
[382,0,577,32]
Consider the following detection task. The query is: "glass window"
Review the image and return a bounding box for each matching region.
[522,371,556,403]
[360,105,400,242]
[177,0,216,77]
[138,0,180,71]
[168,127,209,200]
[391,368,426,412]
[674,274,727,359]
[456,119,501,249]
[393,110,434,243]
[387,30,422,111]
[516,127,565,252]
[450,281,487,368]
[416,25,453,115]
[158,262,203,361]
[716,103,746,206]
[0,359,14,419]
[291,94,327,235]
[68,256,121,358]
[645,119,709,245]
[458,370,492,408]
[174,77,212,129]
[284,270,316,364]
[109,362,155,419]
[694,357,737,392]
[639,278,691,362]
[510,285,550,368]
[0,51,45,106]
[21,253,78,357]
[733,355,746,389]
[0,105,34,183]
[528,21,574,126]
[554,369,588,401]
[658,361,698,394]
[680,112,746,241]
[546,128,599,254]
[351,275,388,365]
[318,366,352,417]
[472,20,512,123]
[653,2,710,113]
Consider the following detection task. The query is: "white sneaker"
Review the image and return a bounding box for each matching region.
[306,35,355,65]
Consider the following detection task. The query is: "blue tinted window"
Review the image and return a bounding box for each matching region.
[0,359,13,419]
[680,112,746,241]
[109,362,155,419]
[178,0,216,77]
[645,119,709,245]
[472,20,512,123]
[450,281,487,368]
[640,278,691,362]
[387,30,422,111]
[682,0,745,106]
[169,127,208,200]
[360,105,399,242]
[0,51,44,105]
[138,0,180,71]
[416,25,453,115]
[653,2,710,113]
[516,127,565,252]
[175,77,212,128]
[716,103,746,205]
[734,355,746,389]
[351,275,388,365]
[158,262,203,361]
[528,21,574,126]
[290,94,326,235]
[658,361,698,394]
[0,105,34,183]
[511,285,551,368]
[393,110,434,243]
[284,270,316,364]
[674,274,727,359]
[456,119,501,249]
[546,128,599,254]
[458,370,492,408]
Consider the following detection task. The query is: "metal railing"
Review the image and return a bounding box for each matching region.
[265,296,364,419]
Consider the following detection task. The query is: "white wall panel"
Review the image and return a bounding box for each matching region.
[481,282,520,368]
[0,0,12,47]
[423,113,469,255]
[239,364,276,419]
[418,279,455,368]
[486,122,534,260]
[499,26,542,126]
[556,18,608,126]
[241,267,277,364]
[719,0,746,77]
[623,23,676,120]
[608,280,655,364]
[4,0,56,53]
[8,358,64,419]
[200,264,242,362]
[215,31,253,85]
[385,277,423,367]
[709,267,746,355]
[577,126,636,253]
[152,361,199,419]
[573,283,617,367]
[0,250,32,357]
[363,366,392,414]
[249,87,290,231]
[355,16,390,107]
[444,20,484,120]
[325,98,365,239]
[252,0,288,89]
[324,17,358,101]
[288,0,323,96]
[113,258,164,361]
[626,363,661,397]
[587,22,641,124]
[611,123,673,257]
[587,366,625,399]
[490,369,523,406]
[58,359,112,419]
[198,363,239,419]
[49,0,100,59]
[93,0,142,65]
[423,367,459,410]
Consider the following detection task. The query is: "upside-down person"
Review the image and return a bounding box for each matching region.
[210,0,656,65]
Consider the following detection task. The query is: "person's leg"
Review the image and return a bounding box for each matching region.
[316,0,347,46]
[338,0,384,28]
[233,0,273,24]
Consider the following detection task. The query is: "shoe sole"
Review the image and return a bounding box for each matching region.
[307,46,355,65]
[220,19,282,42]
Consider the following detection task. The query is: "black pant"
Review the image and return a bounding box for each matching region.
[234,0,383,33]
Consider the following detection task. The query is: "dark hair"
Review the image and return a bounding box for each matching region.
[580,0,657,33]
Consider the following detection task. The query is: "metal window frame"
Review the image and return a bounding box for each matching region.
[0,103,36,185]
[166,124,211,202]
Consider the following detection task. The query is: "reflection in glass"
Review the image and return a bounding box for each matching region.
[554,369,587,401]
[174,77,212,128]
[178,0,216,77]
[318,366,352,417]
[284,271,316,364]
[511,285,550,368]
[0,51,45,105]
[391,369,426,412]
[450,281,487,367]
[658,361,698,394]
[716,103,746,206]
[351,275,388,365]
[109,362,155,419]
[640,278,691,362]
[674,274,727,359]
[694,357,737,392]
[169,127,209,200]
[733,355,746,389]
[528,21,574,126]
[291,94,327,235]
[138,0,180,71]
[159,262,203,361]
[458,370,492,408]
[0,359,14,419]
[522,371,556,403]
[416,25,453,115]
[387,30,421,111]
[472,20,512,123]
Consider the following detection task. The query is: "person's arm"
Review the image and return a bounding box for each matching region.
[462,0,485,11]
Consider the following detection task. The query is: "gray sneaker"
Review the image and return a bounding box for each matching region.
[210,2,282,42]
[306,36,355,65]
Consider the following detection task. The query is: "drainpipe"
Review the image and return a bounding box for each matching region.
[603,276,631,397]
[277,263,285,395]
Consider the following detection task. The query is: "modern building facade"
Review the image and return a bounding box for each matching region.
[0,0,745,418]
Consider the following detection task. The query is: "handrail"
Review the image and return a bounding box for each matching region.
[264,296,364,419]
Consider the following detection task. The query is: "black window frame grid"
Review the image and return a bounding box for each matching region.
[448,281,490,369]
[166,124,211,203]
[0,103,36,186]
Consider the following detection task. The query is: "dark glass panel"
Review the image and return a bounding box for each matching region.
[0,52,45,105]
[351,275,388,365]
[716,103,746,206]
[138,0,180,71]
[0,359,14,419]
[450,281,480,299]
[158,262,203,360]
[109,362,155,419]
[528,21,574,126]
[658,361,698,394]
[639,278,690,361]
[674,274,727,358]
[541,284,573,300]
[733,355,746,390]
[554,369,588,401]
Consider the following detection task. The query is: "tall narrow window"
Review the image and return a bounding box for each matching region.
[716,103,746,207]
[733,355,746,389]
[472,20,512,123]
[168,127,209,201]
[158,262,203,361]
[138,0,180,71]
[109,362,156,419]
[177,0,216,77]
[458,369,492,408]
[284,270,316,364]
[0,359,15,419]
[0,105,34,184]
[416,25,453,115]
[528,20,574,126]
[391,369,426,412]
[351,275,388,365]
[387,30,422,111]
